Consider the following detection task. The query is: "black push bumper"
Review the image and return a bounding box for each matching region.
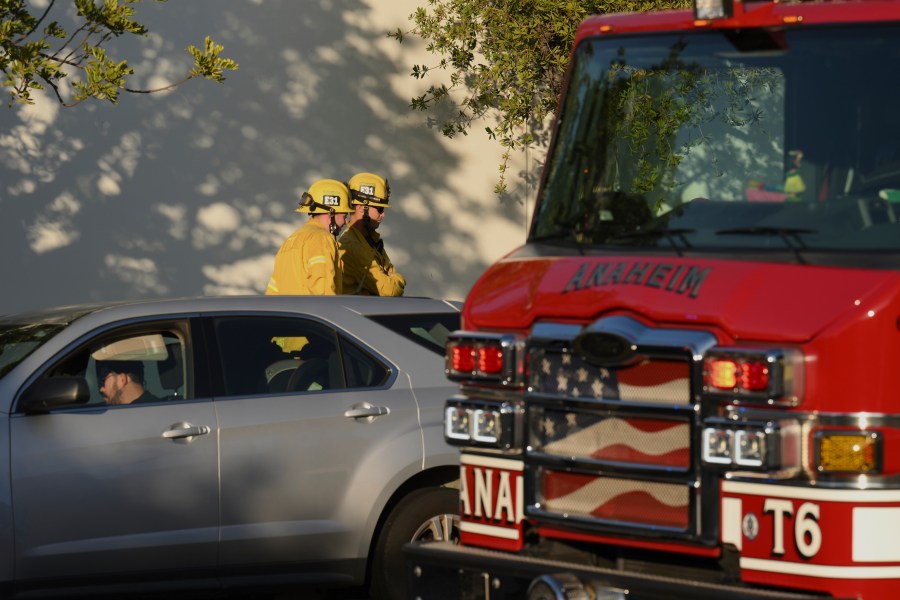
[405,541,835,600]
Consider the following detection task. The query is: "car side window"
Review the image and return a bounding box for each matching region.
[340,336,389,388]
[364,312,460,354]
[41,325,190,406]
[210,316,389,397]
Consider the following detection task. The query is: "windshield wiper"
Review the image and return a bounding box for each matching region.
[715,226,817,243]
[529,230,586,254]
[715,226,817,263]
[607,228,696,256]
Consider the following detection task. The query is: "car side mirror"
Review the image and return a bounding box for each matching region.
[19,377,91,414]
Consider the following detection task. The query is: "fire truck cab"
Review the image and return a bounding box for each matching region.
[406,0,900,598]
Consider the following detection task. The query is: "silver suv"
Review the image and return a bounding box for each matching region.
[0,295,461,599]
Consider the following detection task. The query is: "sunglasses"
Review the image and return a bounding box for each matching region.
[368,206,385,215]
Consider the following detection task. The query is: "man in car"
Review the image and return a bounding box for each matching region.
[339,172,406,296]
[98,360,158,405]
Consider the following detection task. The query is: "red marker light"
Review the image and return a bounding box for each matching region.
[478,346,504,374]
[704,347,800,405]
[741,360,769,391]
[451,344,475,373]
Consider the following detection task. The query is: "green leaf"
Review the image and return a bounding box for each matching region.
[188,36,239,83]
[2,0,237,106]
[397,0,691,194]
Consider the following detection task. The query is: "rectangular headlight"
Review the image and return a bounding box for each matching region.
[445,406,471,441]
[702,428,734,465]
[735,429,766,467]
[702,418,800,472]
[443,400,523,450]
[472,409,500,443]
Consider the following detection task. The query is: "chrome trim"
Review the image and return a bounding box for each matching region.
[529,322,583,343]
[457,386,523,402]
[725,471,900,490]
[809,411,900,429]
[724,406,900,428]
[527,391,699,413]
[526,506,691,535]
[577,315,718,358]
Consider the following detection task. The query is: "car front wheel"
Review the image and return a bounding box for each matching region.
[370,486,460,600]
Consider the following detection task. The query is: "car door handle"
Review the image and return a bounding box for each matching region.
[344,404,390,419]
[162,422,211,440]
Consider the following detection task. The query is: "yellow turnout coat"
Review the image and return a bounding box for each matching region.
[338,225,405,296]
[266,219,343,295]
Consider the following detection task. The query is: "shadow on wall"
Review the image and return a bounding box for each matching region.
[0,0,528,314]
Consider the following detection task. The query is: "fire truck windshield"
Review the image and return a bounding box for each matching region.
[531,25,900,262]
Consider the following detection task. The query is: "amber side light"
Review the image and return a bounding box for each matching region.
[817,432,881,474]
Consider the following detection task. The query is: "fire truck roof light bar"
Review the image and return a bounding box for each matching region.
[694,0,733,20]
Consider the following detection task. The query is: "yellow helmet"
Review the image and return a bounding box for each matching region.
[296,179,352,214]
[347,172,391,208]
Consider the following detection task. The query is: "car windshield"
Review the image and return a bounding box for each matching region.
[531,24,900,262]
[0,306,90,379]
[0,323,67,379]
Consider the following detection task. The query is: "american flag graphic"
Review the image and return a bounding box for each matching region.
[540,470,690,529]
[537,409,691,468]
[529,349,690,405]
[528,347,693,531]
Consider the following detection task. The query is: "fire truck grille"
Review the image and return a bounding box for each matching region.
[540,470,690,529]
[529,349,691,405]
[526,341,703,538]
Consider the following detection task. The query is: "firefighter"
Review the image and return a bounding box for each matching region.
[265,179,352,295]
[338,172,406,296]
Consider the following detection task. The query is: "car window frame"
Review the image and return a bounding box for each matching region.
[199,311,396,400]
[13,316,207,414]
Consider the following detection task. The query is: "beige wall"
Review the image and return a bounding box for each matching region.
[0,0,537,313]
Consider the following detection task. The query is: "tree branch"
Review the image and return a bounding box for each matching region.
[18,0,56,40]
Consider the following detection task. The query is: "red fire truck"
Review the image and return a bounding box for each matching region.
[406,0,900,598]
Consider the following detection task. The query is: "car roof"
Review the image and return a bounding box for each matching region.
[0,295,462,327]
